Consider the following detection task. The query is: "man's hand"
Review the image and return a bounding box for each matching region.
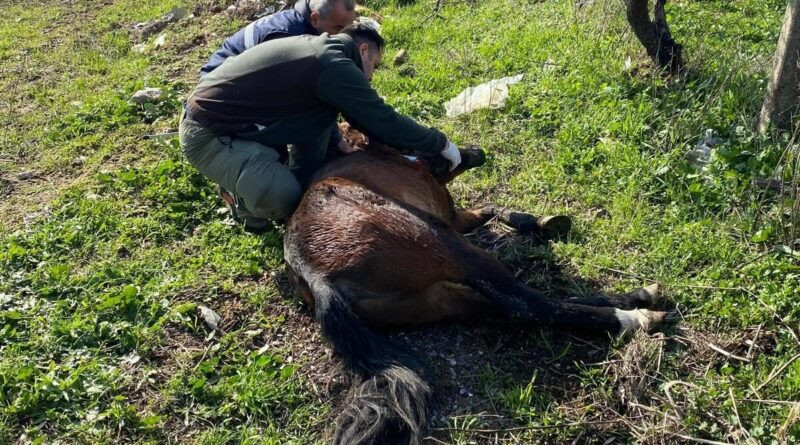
[337,138,361,154]
[441,140,462,171]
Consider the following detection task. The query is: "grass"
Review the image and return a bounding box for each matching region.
[1,0,799,443]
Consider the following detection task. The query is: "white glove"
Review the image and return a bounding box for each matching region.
[441,140,462,171]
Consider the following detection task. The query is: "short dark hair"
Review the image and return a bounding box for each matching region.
[340,23,385,52]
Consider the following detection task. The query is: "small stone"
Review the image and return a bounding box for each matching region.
[590,207,611,219]
[17,171,38,180]
[131,87,163,104]
[354,4,382,22]
[85,408,99,422]
[132,43,147,54]
[542,58,558,73]
[398,65,416,78]
[448,358,457,366]
[121,352,140,366]
[154,33,167,48]
[198,305,221,330]
[255,6,276,18]
[168,6,188,21]
[393,49,408,66]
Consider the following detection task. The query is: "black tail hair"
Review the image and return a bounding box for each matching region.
[310,278,432,445]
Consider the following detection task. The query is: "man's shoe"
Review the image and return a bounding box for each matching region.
[240,216,271,234]
[219,186,239,221]
[218,186,271,234]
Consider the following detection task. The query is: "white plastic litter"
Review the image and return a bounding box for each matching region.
[689,128,721,169]
[444,74,524,117]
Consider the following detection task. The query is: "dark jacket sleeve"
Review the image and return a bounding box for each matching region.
[315,63,447,155]
[200,31,245,75]
[199,10,310,76]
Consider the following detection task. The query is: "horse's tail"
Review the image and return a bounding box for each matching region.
[310,278,432,445]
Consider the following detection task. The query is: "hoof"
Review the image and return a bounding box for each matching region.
[460,146,486,168]
[498,212,571,240]
[615,308,668,334]
[622,283,660,309]
[535,215,572,240]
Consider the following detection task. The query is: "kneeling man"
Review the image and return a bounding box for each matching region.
[180,24,461,231]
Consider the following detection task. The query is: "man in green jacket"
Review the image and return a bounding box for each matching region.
[180,24,461,231]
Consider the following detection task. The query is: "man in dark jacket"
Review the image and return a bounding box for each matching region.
[200,0,356,76]
[200,0,357,169]
[180,24,462,231]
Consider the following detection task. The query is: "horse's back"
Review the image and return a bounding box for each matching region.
[310,149,454,223]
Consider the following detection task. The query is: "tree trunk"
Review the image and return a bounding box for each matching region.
[623,0,683,74]
[758,0,800,134]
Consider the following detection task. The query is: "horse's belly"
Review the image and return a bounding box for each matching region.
[353,281,492,328]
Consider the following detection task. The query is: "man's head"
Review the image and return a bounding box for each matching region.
[340,23,385,82]
[309,0,356,34]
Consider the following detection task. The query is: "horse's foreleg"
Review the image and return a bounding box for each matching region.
[433,147,488,185]
[497,211,572,240]
[451,206,498,233]
[450,206,572,241]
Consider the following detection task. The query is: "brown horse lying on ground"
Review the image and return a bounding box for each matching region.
[284,128,668,444]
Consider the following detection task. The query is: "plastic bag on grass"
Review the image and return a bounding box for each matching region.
[443,74,524,117]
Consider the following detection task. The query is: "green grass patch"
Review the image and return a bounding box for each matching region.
[1,0,799,443]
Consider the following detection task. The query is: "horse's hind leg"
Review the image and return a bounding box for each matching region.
[354,281,495,328]
[567,284,660,310]
[352,204,662,333]
[453,244,667,333]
